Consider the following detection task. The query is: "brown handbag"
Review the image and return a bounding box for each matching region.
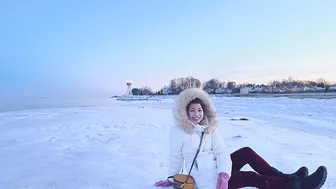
[167,131,205,189]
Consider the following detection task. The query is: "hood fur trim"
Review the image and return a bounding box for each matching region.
[172,88,218,134]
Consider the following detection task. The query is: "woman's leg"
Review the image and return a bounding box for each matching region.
[228,170,291,189]
[230,147,272,174]
[230,146,308,178]
[228,166,328,189]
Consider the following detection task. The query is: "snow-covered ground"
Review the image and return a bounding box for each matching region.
[0,97,335,189]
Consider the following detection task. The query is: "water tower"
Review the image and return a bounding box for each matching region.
[126,80,132,95]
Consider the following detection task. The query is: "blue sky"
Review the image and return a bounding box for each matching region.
[1,0,335,98]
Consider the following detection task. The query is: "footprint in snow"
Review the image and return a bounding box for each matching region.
[230,118,249,121]
[97,133,103,136]
[48,137,56,142]
[231,135,244,140]
[42,136,56,143]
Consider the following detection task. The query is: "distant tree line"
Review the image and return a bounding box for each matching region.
[167,77,201,95]
[130,76,335,95]
[132,87,154,95]
[202,78,237,90]
[268,77,329,89]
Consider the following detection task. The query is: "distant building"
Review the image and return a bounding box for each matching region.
[316,87,325,91]
[214,88,226,94]
[303,86,314,92]
[254,85,266,93]
[329,86,336,91]
[161,87,170,95]
[240,87,252,94]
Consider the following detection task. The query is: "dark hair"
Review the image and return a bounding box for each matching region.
[186,98,206,112]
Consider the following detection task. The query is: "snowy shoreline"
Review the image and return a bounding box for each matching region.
[0,98,335,188]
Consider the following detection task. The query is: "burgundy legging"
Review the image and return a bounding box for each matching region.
[227,147,287,189]
[230,146,272,174]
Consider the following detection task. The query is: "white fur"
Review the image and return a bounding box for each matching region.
[172,88,218,134]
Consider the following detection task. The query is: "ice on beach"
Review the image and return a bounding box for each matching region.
[0,97,335,189]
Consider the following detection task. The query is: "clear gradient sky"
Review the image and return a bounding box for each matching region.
[1,0,335,98]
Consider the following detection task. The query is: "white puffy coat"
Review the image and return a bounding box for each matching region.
[167,88,232,189]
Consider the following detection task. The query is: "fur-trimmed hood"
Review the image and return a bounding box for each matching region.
[172,88,218,134]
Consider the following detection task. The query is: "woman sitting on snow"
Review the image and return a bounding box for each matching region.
[154,88,327,189]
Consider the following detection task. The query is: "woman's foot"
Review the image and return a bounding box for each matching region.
[269,166,309,179]
[287,166,327,189]
[292,166,309,178]
[301,166,327,189]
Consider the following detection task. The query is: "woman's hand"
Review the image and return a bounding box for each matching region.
[216,172,230,189]
[154,180,173,187]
